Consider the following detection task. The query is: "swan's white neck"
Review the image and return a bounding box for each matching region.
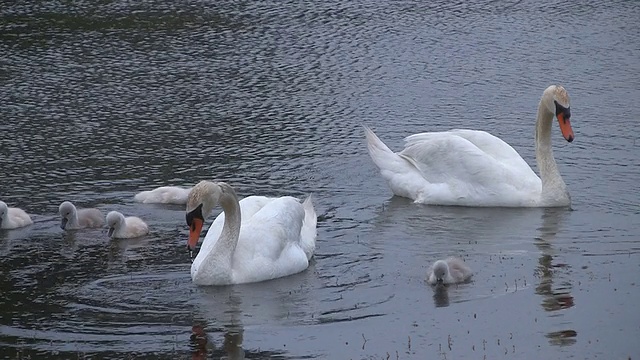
[535,101,569,205]
[197,182,241,281]
[114,213,126,231]
[215,183,241,257]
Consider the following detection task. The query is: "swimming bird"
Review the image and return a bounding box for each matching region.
[59,201,105,230]
[427,257,473,285]
[185,180,317,286]
[134,186,191,205]
[0,201,33,230]
[106,211,149,239]
[364,85,575,207]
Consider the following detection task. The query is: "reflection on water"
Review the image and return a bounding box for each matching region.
[534,207,577,346]
[190,325,245,360]
[431,284,450,308]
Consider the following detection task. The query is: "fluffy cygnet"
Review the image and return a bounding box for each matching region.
[106,211,149,239]
[133,186,192,205]
[0,201,33,230]
[427,257,473,285]
[59,201,105,230]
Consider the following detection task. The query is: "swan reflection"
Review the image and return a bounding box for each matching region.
[535,207,577,346]
[431,284,450,308]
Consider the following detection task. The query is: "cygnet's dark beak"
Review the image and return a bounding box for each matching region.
[436,278,444,285]
[107,227,114,237]
[60,217,68,230]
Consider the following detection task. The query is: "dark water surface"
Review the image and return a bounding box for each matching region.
[1,0,639,359]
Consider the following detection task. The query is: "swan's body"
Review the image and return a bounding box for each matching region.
[185,181,317,286]
[365,85,575,207]
[59,201,105,230]
[106,211,149,238]
[0,201,33,230]
[427,257,473,285]
[134,186,192,205]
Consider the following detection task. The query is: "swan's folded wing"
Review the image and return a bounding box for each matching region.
[400,132,540,193]
[444,129,537,176]
[200,195,274,254]
[240,197,306,262]
[77,208,105,228]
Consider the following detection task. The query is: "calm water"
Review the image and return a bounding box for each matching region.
[1,0,639,359]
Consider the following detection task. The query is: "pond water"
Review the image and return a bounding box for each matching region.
[1,0,639,359]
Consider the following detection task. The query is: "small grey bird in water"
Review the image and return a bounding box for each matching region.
[59,201,105,230]
[427,257,473,285]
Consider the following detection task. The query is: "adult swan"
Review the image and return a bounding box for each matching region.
[185,181,317,285]
[364,85,575,207]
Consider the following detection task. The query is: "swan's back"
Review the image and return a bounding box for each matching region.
[240,196,308,260]
[366,127,542,206]
[407,130,533,172]
[195,194,317,285]
[122,216,149,238]
[445,257,473,283]
[134,186,191,205]
[76,208,105,228]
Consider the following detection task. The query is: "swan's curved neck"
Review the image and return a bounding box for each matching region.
[535,102,567,202]
[209,183,241,262]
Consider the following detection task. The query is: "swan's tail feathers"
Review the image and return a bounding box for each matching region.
[300,195,317,261]
[363,126,408,174]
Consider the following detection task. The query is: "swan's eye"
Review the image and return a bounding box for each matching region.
[186,204,203,228]
[554,101,569,115]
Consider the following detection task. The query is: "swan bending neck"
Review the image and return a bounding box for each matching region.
[535,102,568,202]
[213,183,242,259]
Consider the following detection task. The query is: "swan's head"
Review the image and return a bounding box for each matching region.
[432,260,450,284]
[58,201,77,229]
[106,211,125,237]
[0,201,7,226]
[185,181,223,252]
[542,85,574,143]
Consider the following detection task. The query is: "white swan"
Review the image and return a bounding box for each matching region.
[427,257,473,285]
[185,181,317,286]
[364,85,575,207]
[0,201,33,230]
[59,201,105,230]
[106,211,149,238]
[134,186,192,205]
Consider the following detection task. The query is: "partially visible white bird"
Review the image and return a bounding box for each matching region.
[134,186,192,205]
[59,201,105,230]
[0,201,33,230]
[427,257,473,285]
[106,211,149,239]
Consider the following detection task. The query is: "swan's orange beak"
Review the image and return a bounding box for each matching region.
[557,113,574,143]
[188,218,203,251]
